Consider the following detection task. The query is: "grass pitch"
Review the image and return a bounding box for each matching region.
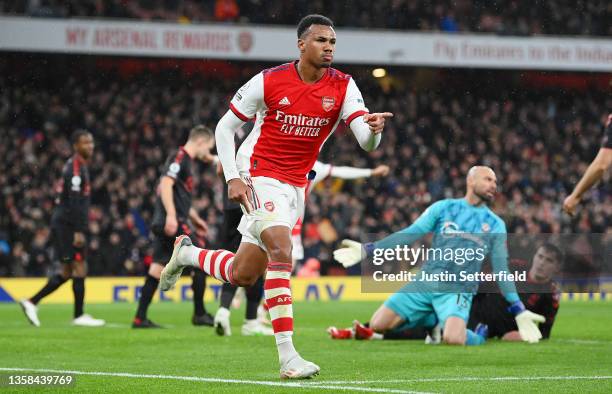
[0,300,611,393]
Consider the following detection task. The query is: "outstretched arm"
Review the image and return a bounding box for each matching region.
[334,201,443,267]
[310,162,389,190]
[372,201,441,251]
[341,77,392,152]
[563,147,612,215]
[563,114,612,216]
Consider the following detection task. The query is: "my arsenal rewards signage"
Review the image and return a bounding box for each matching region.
[1,17,611,72]
[0,17,263,59]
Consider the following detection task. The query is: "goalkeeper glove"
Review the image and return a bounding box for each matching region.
[509,301,546,343]
[333,240,374,268]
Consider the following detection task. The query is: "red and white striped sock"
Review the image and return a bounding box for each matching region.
[178,245,235,284]
[264,261,298,363]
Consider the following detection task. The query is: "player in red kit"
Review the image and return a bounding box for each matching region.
[160,14,392,379]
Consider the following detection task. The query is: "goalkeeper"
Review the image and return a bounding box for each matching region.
[333,166,546,345]
[330,244,561,342]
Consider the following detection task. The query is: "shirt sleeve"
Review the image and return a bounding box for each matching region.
[310,161,332,188]
[374,200,444,250]
[229,72,265,121]
[537,292,560,339]
[340,78,369,125]
[163,154,181,180]
[68,163,89,232]
[329,166,373,180]
[490,219,520,304]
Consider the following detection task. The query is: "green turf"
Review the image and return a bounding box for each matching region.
[1,301,611,393]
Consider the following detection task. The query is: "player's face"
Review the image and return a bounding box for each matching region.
[474,170,497,202]
[531,247,560,281]
[299,25,336,68]
[75,134,94,160]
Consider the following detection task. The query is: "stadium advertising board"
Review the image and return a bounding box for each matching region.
[0,277,609,304]
[1,16,611,71]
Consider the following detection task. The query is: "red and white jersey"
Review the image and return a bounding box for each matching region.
[229,61,368,187]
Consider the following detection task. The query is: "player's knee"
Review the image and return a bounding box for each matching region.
[232,267,258,287]
[266,244,292,264]
[61,265,72,280]
[443,331,466,345]
[369,320,387,333]
[148,263,164,279]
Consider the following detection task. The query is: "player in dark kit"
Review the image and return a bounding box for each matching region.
[20,130,105,327]
[132,125,216,328]
[468,243,561,341]
[563,114,612,215]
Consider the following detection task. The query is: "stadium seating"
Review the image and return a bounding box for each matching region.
[1,0,609,36]
[0,59,609,276]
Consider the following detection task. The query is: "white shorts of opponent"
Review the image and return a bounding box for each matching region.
[291,234,304,261]
[238,176,305,253]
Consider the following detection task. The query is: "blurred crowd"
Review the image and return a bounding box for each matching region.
[0,64,610,277]
[1,0,610,37]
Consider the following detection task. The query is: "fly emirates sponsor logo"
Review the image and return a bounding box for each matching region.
[276,110,331,137]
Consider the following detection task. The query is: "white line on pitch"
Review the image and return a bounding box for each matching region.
[301,375,612,385]
[0,367,433,394]
[555,339,612,345]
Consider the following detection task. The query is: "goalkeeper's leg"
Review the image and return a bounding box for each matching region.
[437,293,486,346]
[369,290,433,334]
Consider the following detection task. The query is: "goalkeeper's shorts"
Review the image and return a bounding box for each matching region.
[384,292,473,329]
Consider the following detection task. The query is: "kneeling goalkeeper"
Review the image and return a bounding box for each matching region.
[330,243,561,342]
[331,166,545,345]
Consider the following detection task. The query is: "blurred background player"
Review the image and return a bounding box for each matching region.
[333,166,545,345]
[330,243,561,342]
[132,125,215,328]
[20,130,105,327]
[214,160,390,336]
[563,114,612,216]
[159,14,392,378]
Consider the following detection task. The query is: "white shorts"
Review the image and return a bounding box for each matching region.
[291,234,304,261]
[238,176,305,252]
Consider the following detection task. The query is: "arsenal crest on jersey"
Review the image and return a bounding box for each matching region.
[321,96,335,112]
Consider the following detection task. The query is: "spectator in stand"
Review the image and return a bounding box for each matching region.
[2,1,608,37]
[0,65,609,277]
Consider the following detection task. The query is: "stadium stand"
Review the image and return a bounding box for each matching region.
[0,56,609,276]
[1,0,610,36]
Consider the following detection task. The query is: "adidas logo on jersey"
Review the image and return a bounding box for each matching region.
[278,97,290,106]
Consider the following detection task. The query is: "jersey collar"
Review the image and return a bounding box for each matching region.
[180,145,194,159]
[73,153,87,165]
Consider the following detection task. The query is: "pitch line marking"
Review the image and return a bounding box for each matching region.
[0,367,433,394]
[556,339,612,345]
[301,376,612,385]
